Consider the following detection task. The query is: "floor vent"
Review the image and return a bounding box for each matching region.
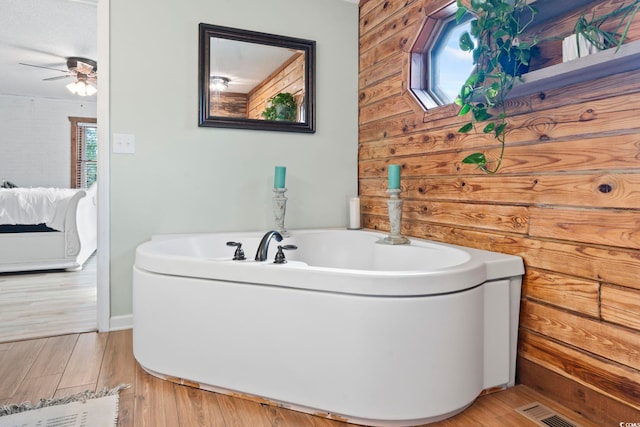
[516,402,583,427]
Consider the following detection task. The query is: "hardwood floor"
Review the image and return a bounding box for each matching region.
[0,255,97,343]
[0,330,602,426]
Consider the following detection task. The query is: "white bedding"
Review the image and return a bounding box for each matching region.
[0,187,81,231]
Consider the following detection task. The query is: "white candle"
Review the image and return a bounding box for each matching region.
[348,196,361,230]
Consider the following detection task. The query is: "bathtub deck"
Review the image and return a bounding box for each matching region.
[0,329,601,427]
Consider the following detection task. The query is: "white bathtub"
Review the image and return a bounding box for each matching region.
[133,229,524,426]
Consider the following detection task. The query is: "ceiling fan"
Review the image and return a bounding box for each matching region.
[19,57,98,96]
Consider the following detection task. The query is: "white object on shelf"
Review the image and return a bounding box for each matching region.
[562,33,602,62]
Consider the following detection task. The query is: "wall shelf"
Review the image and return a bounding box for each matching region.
[507,40,640,99]
[524,0,600,28]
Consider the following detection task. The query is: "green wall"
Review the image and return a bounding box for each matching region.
[109,0,359,317]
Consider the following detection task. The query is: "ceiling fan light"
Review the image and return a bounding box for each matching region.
[66,81,80,94]
[66,79,97,97]
[85,83,97,96]
[210,76,230,92]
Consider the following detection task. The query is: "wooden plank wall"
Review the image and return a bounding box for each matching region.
[247,52,305,120]
[209,92,248,118]
[358,0,640,423]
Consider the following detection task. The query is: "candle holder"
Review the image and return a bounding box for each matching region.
[377,188,410,245]
[273,187,289,237]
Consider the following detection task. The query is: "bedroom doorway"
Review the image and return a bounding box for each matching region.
[0,0,109,342]
[0,118,100,343]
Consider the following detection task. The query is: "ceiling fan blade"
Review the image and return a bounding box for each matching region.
[43,75,73,81]
[19,62,68,73]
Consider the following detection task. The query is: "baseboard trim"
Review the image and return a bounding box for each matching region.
[110,314,133,331]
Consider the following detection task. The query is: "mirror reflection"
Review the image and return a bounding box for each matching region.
[199,23,315,133]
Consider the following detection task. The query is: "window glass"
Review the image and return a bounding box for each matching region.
[82,126,98,188]
[429,15,474,104]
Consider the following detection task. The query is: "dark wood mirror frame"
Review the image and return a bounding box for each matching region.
[198,23,316,133]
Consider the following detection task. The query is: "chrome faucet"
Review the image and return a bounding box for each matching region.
[255,230,283,261]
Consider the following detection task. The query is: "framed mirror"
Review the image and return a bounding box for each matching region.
[199,23,316,133]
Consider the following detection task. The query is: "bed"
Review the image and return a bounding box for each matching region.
[0,183,97,272]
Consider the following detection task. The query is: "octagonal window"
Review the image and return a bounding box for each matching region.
[410,5,474,109]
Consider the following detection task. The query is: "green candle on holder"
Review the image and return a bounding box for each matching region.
[387,164,400,189]
[274,166,286,188]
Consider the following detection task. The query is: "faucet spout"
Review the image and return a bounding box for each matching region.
[255,230,283,261]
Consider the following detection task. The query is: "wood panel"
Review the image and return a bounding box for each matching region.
[209,92,248,118]
[520,300,640,371]
[517,357,640,425]
[358,72,405,107]
[360,135,640,177]
[358,51,404,89]
[360,0,426,55]
[247,52,305,120]
[522,268,599,318]
[529,206,640,249]
[601,284,640,331]
[361,195,529,233]
[360,173,640,210]
[519,330,640,410]
[358,0,640,420]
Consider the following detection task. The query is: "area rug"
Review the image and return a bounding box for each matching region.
[0,384,129,427]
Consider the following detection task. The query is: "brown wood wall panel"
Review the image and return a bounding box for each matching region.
[360,1,426,54]
[360,174,640,209]
[247,53,304,120]
[360,0,424,40]
[519,330,640,410]
[210,92,248,118]
[601,284,640,332]
[360,134,640,176]
[359,26,416,71]
[362,195,529,233]
[521,300,640,371]
[358,52,404,89]
[358,0,640,418]
[358,73,405,106]
[529,206,640,250]
[522,269,600,318]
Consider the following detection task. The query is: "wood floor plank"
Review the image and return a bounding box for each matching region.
[118,393,135,427]
[57,331,108,389]
[214,392,275,426]
[0,338,46,400]
[0,255,97,343]
[8,373,61,405]
[134,362,180,427]
[307,413,355,426]
[97,329,135,395]
[54,384,97,398]
[26,334,79,378]
[174,383,227,427]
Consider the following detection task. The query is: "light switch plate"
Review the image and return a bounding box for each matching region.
[113,133,136,154]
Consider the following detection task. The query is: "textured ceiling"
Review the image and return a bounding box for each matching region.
[0,0,97,101]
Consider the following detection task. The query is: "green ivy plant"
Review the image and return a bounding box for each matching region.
[573,0,639,56]
[262,92,297,122]
[455,0,538,174]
